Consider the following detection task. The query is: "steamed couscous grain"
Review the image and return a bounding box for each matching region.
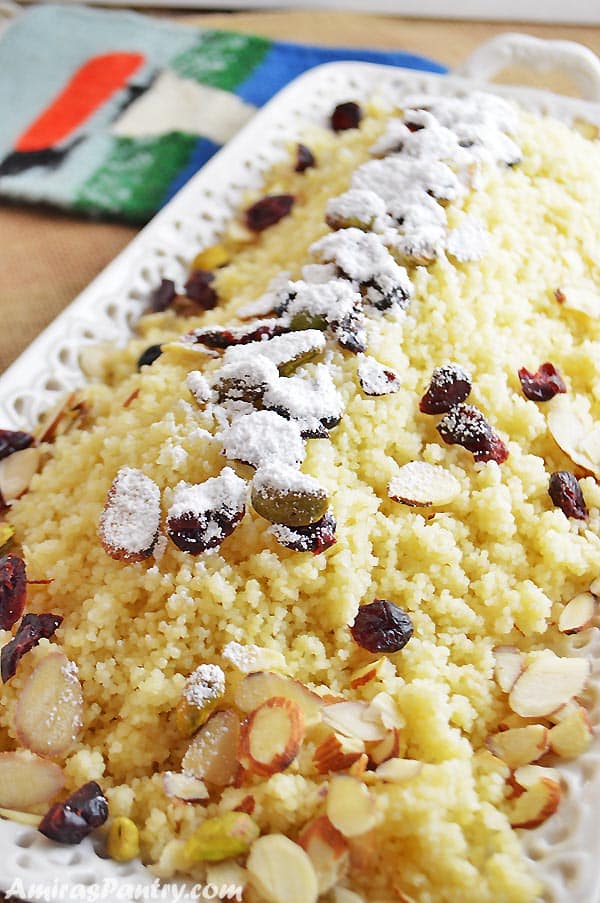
[3,92,600,902]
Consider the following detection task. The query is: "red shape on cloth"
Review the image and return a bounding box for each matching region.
[15,52,145,152]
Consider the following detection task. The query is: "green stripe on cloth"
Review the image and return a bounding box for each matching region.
[74,132,197,221]
[170,31,271,91]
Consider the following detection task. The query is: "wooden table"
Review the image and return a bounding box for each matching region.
[1,10,600,376]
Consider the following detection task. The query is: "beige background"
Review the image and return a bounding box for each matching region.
[1,10,600,376]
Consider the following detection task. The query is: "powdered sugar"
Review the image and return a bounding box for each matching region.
[446,217,490,262]
[285,279,360,327]
[99,467,161,561]
[168,467,247,523]
[183,663,226,707]
[263,363,344,436]
[358,356,401,396]
[326,189,391,233]
[220,410,305,468]
[187,371,213,405]
[223,329,326,370]
[253,462,325,496]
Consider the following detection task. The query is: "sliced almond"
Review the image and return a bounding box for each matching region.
[322,701,386,742]
[0,751,64,810]
[485,725,548,769]
[547,395,600,478]
[222,642,287,674]
[0,806,42,826]
[513,764,561,790]
[350,658,388,690]
[508,651,590,718]
[348,753,369,778]
[548,706,593,758]
[247,833,318,903]
[374,758,424,783]
[78,343,113,381]
[162,771,209,803]
[558,592,596,634]
[507,777,561,828]
[547,699,581,724]
[235,672,322,728]
[369,728,401,766]
[365,692,404,731]
[298,815,349,894]
[472,748,511,780]
[14,652,83,758]
[313,733,365,774]
[590,576,600,597]
[238,697,304,777]
[493,645,524,693]
[388,461,460,508]
[555,284,600,319]
[326,775,377,838]
[0,447,40,503]
[35,391,87,443]
[182,708,240,787]
[206,860,247,893]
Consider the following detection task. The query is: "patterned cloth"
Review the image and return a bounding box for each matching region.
[0,4,445,223]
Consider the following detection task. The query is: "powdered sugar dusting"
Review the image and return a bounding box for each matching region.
[223,330,326,370]
[253,462,325,497]
[168,467,247,523]
[99,467,161,561]
[446,217,490,262]
[220,410,305,469]
[358,356,401,396]
[183,663,225,707]
[326,189,391,232]
[187,371,213,405]
[263,364,344,436]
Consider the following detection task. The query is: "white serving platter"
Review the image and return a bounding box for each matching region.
[2,32,600,903]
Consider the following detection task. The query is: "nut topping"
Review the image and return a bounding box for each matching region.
[238,696,304,776]
[388,461,460,508]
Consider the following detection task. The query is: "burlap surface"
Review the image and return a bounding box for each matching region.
[1,10,599,378]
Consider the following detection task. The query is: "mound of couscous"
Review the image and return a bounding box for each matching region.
[1,88,600,903]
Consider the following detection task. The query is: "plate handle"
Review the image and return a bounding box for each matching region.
[458,32,600,102]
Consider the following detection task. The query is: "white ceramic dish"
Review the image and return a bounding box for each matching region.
[2,33,600,903]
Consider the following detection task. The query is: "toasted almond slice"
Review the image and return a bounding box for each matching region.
[14,652,83,758]
[493,645,525,693]
[369,728,401,767]
[247,834,318,903]
[485,725,548,769]
[388,461,460,508]
[206,860,248,893]
[160,341,218,366]
[555,284,600,319]
[348,753,369,778]
[547,699,581,724]
[365,692,404,731]
[0,447,40,503]
[513,764,561,790]
[162,771,209,803]
[182,709,240,787]
[547,395,600,478]
[34,391,87,443]
[558,592,596,634]
[322,701,386,742]
[298,815,349,894]
[235,672,322,728]
[374,758,424,783]
[508,651,590,718]
[238,697,304,777]
[0,751,64,810]
[548,706,593,758]
[508,777,561,828]
[222,642,287,674]
[326,775,377,838]
[497,713,546,731]
[313,733,365,774]
[590,576,600,597]
[472,748,511,780]
[349,658,388,690]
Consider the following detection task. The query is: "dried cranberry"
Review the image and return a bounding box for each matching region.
[331,311,368,354]
[548,471,588,520]
[168,508,245,555]
[184,270,218,310]
[351,600,413,653]
[137,344,163,370]
[148,278,176,313]
[518,362,566,402]
[0,430,34,461]
[245,195,295,232]
[189,321,289,349]
[271,511,336,554]
[295,143,316,173]
[1,612,63,682]
[64,781,109,828]
[330,101,362,132]
[419,364,472,414]
[0,554,27,630]
[437,403,509,464]
[405,120,425,132]
[39,804,90,844]
[39,782,108,844]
